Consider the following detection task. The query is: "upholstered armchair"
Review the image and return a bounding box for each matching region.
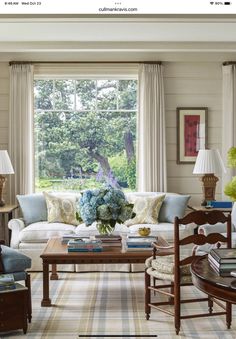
[0,240,32,322]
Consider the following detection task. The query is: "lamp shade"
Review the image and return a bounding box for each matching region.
[0,150,14,174]
[193,149,226,174]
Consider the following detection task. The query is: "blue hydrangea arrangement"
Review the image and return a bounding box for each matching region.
[78,186,135,234]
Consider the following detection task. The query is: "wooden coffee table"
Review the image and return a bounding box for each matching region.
[40,237,155,307]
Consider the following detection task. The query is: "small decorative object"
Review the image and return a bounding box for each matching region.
[224,147,236,201]
[0,150,14,207]
[193,149,226,206]
[78,186,135,235]
[177,107,208,164]
[138,227,151,237]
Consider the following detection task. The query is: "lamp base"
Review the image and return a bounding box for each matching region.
[200,173,218,206]
[0,175,6,207]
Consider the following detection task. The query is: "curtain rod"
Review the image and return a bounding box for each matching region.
[9,60,162,66]
[223,61,236,66]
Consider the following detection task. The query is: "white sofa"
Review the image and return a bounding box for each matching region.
[8,191,195,272]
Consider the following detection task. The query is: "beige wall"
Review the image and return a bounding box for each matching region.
[0,63,9,150]
[0,61,223,206]
[164,62,222,205]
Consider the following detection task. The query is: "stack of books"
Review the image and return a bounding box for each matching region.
[0,274,16,291]
[208,248,236,276]
[95,234,121,247]
[126,236,157,251]
[61,234,83,244]
[67,238,103,252]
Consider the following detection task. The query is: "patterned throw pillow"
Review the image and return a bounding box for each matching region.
[125,194,165,226]
[43,192,80,226]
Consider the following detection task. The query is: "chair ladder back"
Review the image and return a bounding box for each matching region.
[178,210,231,226]
[179,232,230,247]
[174,216,181,285]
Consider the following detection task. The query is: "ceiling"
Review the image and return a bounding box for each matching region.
[1,16,236,62]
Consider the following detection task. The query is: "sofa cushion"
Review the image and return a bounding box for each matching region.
[159,195,191,223]
[17,193,48,226]
[1,245,31,272]
[19,222,76,242]
[44,191,80,226]
[125,195,165,226]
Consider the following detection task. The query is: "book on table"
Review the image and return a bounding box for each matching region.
[0,273,16,291]
[126,247,153,252]
[67,238,103,252]
[126,236,156,249]
[61,234,88,244]
[95,234,121,247]
[209,248,236,264]
[208,254,236,270]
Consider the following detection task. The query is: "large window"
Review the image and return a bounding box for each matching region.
[34,79,137,192]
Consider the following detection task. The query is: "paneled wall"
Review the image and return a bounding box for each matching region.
[0,61,223,206]
[0,63,9,150]
[164,62,222,205]
[0,63,9,238]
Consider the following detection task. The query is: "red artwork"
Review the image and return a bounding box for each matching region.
[184,115,200,156]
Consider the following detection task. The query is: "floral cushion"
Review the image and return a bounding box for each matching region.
[44,192,80,226]
[125,195,165,226]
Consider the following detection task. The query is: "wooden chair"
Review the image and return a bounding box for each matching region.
[145,210,232,335]
[0,240,32,323]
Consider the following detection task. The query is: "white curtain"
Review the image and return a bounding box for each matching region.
[222,64,236,197]
[9,64,34,203]
[138,64,167,192]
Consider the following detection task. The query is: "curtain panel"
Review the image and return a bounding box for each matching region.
[9,64,34,203]
[222,64,236,197]
[137,64,167,192]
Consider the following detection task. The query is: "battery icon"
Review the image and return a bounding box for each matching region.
[224,1,231,4]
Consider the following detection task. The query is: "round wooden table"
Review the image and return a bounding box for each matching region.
[191,256,236,304]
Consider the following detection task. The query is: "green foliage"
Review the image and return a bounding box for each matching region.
[34,79,137,191]
[224,147,236,201]
[126,158,136,190]
[227,147,236,168]
[224,177,236,201]
[109,153,127,184]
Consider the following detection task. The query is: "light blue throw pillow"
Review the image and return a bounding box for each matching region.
[17,193,47,225]
[158,195,191,223]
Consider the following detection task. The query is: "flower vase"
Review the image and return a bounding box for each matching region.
[96,221,115,236]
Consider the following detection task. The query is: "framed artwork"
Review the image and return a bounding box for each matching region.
[177,107,208,164]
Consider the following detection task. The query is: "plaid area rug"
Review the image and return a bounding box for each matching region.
[2,272,236,339]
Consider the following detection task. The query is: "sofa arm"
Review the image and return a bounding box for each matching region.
[8,218,25,249]
[198,222,227,236]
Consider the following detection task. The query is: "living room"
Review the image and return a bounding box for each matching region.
[1,10,236,338]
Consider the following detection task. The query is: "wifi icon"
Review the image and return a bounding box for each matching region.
[210,1,214,4]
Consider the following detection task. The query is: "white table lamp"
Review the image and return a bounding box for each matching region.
[0,150,14,207]
[193,149,226,206]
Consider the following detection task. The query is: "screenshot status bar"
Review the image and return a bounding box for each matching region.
[0,0,236,15]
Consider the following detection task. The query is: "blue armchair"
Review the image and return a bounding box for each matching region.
[0,241,32,322]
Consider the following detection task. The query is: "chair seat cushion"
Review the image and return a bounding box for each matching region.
[1,245,31,273]
[145,255,191,283]
[19,222,76,242]
[146,267,192,284]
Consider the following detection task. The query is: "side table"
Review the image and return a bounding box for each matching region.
[0,283,28,334]
[0,204,18,245]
